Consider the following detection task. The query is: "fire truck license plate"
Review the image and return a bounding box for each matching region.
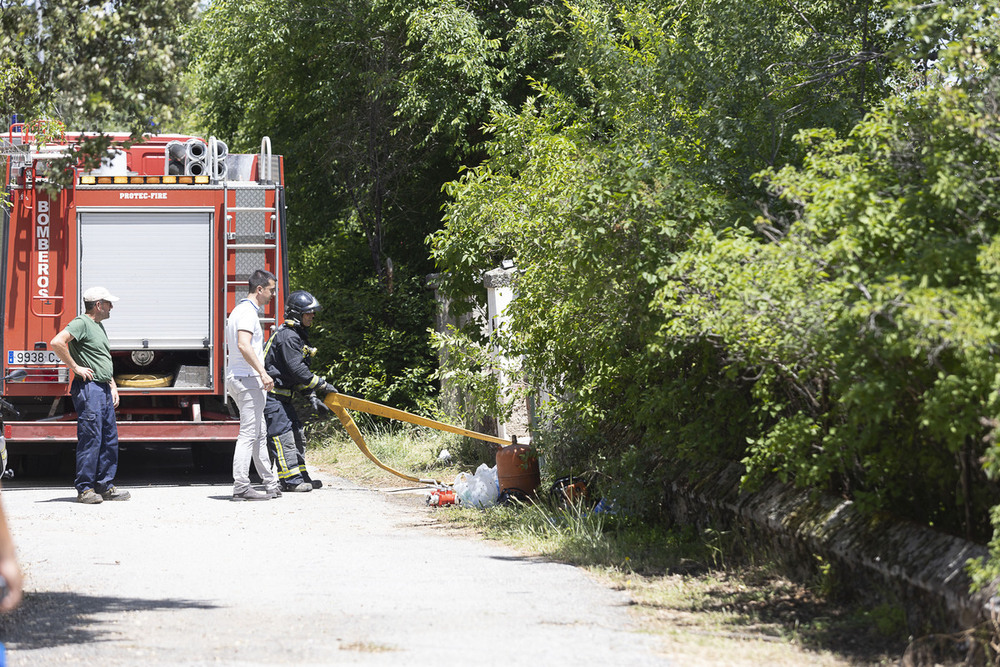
[7,351,61,365]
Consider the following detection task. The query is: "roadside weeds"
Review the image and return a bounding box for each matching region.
[310,427,906,666]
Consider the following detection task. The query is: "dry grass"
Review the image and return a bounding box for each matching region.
[306,416,469,488]
[338,640,397,653]
[598,568,902,666]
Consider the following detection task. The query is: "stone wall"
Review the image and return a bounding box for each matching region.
[664,461,997,633]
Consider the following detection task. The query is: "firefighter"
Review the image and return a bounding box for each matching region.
[263,290,337,492]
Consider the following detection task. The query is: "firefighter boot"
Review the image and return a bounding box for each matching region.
[302,471,323,489]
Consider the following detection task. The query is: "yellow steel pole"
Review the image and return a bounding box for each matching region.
[323,392,510,486]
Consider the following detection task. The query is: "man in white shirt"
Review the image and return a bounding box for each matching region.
[226,269,281,501]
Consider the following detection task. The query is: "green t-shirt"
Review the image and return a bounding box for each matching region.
[65,315,114,383]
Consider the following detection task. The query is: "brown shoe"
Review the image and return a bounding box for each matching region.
[77,489,103,504]
[100,486,131,501]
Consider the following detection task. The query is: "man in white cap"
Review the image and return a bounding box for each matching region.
[50,286,130,504]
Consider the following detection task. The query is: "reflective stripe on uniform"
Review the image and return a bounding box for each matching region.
[296,374,321,392]
[273,432,292,475]
[262,321,295,362]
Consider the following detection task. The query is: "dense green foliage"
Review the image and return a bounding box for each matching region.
[1,0,193,129]
[430,0,1000,551]
[187,0,572,409]
[1,0,195,189]
[432,0,901,509]
[666,2,1000,544]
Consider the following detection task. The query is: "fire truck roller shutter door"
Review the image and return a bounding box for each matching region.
[78,211,213,350]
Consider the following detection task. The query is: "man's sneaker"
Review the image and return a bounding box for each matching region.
[266,486,282,499]
[232,487,270,501]
[101,486,131,501]
[77,489,103,504]
[286,482,312,493]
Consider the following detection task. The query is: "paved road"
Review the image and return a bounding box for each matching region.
[0,447,670,665]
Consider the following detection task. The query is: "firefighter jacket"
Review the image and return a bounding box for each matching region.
[263,320,323,400]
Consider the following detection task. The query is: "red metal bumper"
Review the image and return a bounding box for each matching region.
[4,420,239,443]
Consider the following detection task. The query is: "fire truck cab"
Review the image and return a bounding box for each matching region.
[1,125,286,466]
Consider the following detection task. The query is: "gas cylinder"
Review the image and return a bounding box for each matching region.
[495,443,540,496]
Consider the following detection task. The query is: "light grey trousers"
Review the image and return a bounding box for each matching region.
[227,375,278,493]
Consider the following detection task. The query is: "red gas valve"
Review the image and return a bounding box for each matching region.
[427,489,457,506]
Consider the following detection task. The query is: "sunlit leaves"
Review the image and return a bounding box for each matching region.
[0,0,193,130]
[659,20,1000,533]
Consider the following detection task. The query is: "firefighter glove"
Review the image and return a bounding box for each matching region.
[309,393,331,414]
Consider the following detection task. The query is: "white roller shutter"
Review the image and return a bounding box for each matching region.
[79,210,213,350]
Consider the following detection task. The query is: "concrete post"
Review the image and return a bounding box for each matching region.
[483,265,531,443]
[427,272,483,420]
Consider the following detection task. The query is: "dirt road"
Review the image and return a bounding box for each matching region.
[0,448,670,665]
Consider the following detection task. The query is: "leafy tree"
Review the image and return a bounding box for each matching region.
[0,0,193,130]
[190,0,524,285]
[189,0,458,405]
[1,0,194,193]
[188,0,570,406]
[656,1,1000,539]
[431,0,910,516]
[0,57,41,125]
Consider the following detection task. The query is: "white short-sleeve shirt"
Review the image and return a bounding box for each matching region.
[226,298,263,378]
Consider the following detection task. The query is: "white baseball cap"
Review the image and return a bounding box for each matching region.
[82,286,120,303]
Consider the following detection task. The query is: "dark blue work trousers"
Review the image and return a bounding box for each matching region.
[71,379,120,494]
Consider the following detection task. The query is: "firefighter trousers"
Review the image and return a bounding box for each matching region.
[264,396,308,487]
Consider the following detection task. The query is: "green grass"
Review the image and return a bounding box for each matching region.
[441,499,716,574]
[305,413,482,486]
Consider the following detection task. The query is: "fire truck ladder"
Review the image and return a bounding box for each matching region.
[223,137,280,327]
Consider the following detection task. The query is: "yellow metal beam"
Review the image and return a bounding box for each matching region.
[323,392,510,486]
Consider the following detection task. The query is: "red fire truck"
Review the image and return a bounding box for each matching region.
[1,124,287,469]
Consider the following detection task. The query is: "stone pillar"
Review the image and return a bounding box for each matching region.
[427,273,482,419]
[484,265,531,443]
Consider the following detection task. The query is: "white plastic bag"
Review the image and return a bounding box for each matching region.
[467,464,499,508]
[477,463,499,495]
[452,471,474,505]
[452,466,499,508]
